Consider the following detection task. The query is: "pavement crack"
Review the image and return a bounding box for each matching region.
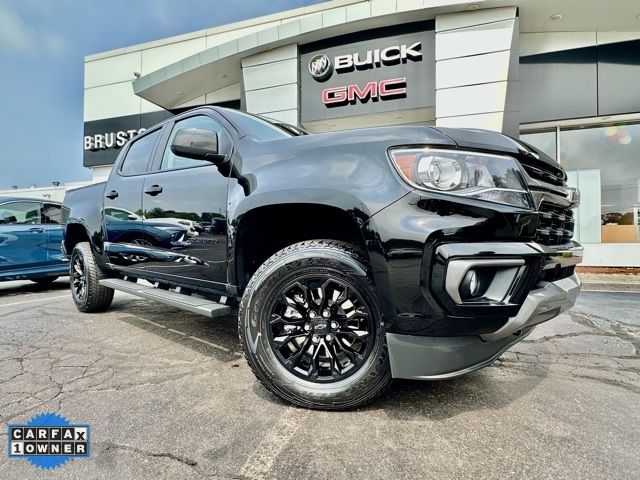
[96,442,219,478]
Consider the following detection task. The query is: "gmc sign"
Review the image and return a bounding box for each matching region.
[322,78,407,106]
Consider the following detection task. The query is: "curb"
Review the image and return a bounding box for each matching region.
[580,283,640,293]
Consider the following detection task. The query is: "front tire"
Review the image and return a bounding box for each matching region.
[70,242,114,312]
[239,240,391,410]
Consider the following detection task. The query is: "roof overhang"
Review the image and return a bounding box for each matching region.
[132,0,640,110]
[132,0,473,109]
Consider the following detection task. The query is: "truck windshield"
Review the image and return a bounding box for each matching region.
[220,108,298,141]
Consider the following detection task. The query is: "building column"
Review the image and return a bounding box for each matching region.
[435,7,519,136]
[241,44,300,125]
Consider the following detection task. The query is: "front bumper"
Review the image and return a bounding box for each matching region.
[387,272,581,380]
[481,273,581,341]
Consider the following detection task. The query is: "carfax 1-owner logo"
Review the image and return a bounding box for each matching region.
[8,412,91,470]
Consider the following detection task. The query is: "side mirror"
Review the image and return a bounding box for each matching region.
[170,128,226,163]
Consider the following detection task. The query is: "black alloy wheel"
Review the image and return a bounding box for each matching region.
[70,242,114,313]
[72,255,87,302]
[239,240,391,410]
[267,275,374,383]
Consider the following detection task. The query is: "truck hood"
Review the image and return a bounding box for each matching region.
[430,126,554,166]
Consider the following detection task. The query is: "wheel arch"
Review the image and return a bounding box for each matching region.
[64,221,92,256]
[230,198,371,292]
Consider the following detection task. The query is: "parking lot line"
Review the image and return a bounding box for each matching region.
[134,317,168,329]
[240,407,309,479]
[167,328,186,336]
[0,294,69,309]
[188,336,231,353]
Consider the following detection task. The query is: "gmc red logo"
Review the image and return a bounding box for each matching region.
[321,77,407,106]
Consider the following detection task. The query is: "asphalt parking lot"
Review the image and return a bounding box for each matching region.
[0,279,638,479]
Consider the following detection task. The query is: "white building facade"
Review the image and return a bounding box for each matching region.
[79,0,640,266]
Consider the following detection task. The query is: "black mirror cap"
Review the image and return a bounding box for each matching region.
[170,128,226,164]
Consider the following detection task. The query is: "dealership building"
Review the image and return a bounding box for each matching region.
[75,0,640,266]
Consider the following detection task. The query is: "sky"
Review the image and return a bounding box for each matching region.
[0,0,324,189]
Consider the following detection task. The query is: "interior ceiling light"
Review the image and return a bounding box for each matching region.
[550,14,563,21]
[467,4,479,11]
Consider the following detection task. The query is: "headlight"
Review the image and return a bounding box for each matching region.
[389,148,531,208]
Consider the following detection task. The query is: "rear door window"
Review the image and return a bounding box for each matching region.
[120,130,161,176]
[42,203,62,224]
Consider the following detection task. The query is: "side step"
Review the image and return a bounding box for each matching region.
[99,278,231,318]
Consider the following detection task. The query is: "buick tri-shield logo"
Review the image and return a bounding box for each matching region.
[308,54,332,81]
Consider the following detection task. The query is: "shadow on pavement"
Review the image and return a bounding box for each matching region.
[114,296,548,417]
[0,278,69,297]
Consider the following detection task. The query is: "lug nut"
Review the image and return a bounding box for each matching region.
[304,323,311,332]
[322,309,331,318]
[330,321,339,330]
[312,334,320,343]
[309,311,317,319]
[325,334,333,342]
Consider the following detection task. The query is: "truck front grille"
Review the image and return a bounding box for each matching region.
[535,201,575,246]
[522,163,566,186]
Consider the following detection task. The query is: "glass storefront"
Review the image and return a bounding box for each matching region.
[522,121,640,244]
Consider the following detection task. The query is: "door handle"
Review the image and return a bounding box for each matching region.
[28,227,44,233]
[106,190,119,199]
[144,185,163,196]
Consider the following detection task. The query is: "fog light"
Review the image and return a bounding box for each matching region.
[445,258,526,305]
[460,269,480,299]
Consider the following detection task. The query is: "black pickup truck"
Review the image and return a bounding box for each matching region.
[63,106,582,410]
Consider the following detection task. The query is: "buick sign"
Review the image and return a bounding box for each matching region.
[308,54,333,81]
[308,42,422,83]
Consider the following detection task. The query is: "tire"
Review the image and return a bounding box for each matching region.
[70,242,114,313]
[31,276,58,285]
[239,240,391,410]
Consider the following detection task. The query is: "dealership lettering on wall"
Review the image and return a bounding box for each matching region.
[83,129,146,151]
[308,41,422,106]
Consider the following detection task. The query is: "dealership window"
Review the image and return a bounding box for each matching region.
[522,121,640,244]
[520,130,557,160]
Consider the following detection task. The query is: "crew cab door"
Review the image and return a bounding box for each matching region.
[0,200,47,276]
[40,202,67,272]
[102,127,162,271]
[140,113,232,287]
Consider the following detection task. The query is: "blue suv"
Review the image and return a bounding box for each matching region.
[0,197,68,284]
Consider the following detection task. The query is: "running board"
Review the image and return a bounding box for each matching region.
[99,278,231,318]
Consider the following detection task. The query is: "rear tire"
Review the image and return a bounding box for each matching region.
[31,276,58,286]
[239,240,391,410]
[70,242,114,312]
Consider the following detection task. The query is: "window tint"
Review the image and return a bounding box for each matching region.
[104,208,139,221]
[42,203,62,224]
[161,116,225,170]
[121,129,160,175]
[220,109,293,141]
[0,202,41,225]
